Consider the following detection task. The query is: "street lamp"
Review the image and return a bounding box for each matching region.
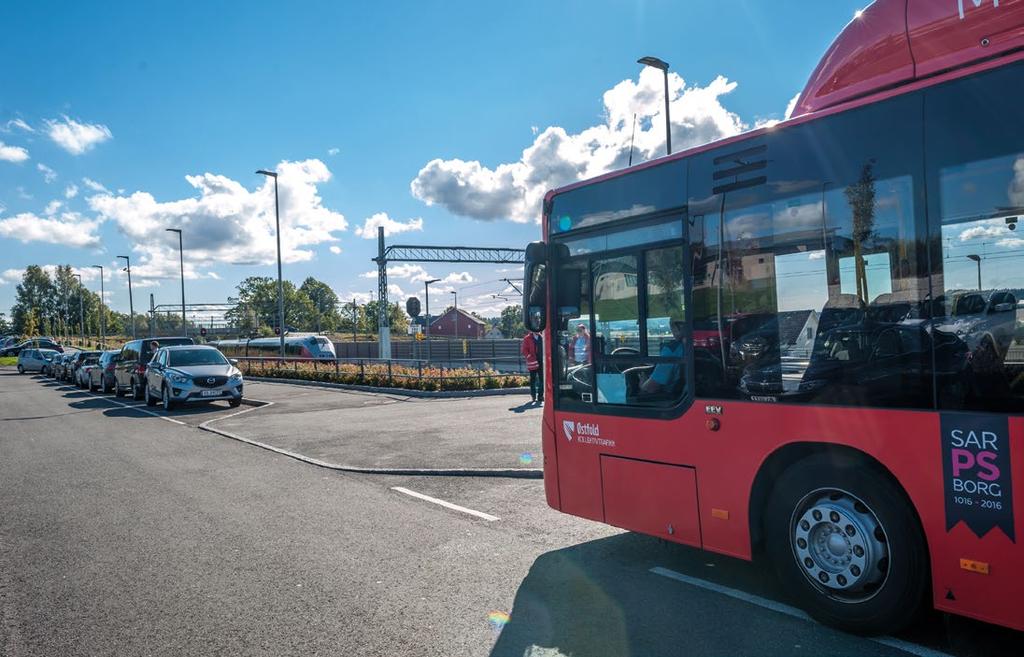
[424,278,441,360]
[967,254,982,291]
[638,56,672,155]
[92,265,105,348]
[256,169,286,359]
[73,273,84,346]
[450,290,458,342]
[117,255,136,339]
[166,228,186,335]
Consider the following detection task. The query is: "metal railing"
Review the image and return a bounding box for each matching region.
[233,356,528,391]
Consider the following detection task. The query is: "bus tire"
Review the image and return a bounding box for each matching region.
[764,453,927,635]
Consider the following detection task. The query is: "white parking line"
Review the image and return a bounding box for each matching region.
[649,567,953,657]
[85,390,186,425]
[391,486,500,522]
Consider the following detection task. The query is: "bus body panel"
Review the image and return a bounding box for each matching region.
[548,404,1024,630]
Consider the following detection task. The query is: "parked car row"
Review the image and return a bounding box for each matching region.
[3,336,65,357]
[20,336,245,411]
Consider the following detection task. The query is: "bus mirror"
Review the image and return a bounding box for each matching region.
[523,241,548,332]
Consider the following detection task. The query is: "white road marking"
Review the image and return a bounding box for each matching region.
[391,486,500,522]
[650,567,954,657]
[85,390,186,425]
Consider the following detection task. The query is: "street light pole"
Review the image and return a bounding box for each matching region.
[425,278,440,361]
[967,254,982,291]
[74,273,84,346]
[166,228,186,335]
[117,255,136,339]
[638,56,672,155]
[92,265,105,348]
[451,290,458,343]
[257,169,286,359]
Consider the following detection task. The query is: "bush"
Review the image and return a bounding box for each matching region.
[238,359,528,392]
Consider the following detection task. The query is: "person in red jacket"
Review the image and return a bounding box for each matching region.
[521,330,543,403]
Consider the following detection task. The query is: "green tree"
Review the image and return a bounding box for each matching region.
[500,305,525,338]
[227,276,317,333]
[11,265,54,335]
[299,277,341,332]
[845,161,877,305]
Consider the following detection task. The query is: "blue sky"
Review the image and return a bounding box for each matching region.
[0,0,868,319]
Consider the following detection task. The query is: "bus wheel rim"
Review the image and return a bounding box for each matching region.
[790,488,889,603]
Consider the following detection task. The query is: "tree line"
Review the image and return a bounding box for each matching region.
[4,265,528,340]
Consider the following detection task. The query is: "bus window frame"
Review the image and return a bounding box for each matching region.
[551,211,695,420]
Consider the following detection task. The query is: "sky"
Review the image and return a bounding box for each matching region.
[0,0,870,321]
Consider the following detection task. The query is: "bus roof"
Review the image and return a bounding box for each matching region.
[547,0,1024,208]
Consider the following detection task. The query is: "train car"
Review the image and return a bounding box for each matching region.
[213,334,337,360]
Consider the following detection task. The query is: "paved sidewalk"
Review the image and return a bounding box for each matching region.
[217,380,545,472]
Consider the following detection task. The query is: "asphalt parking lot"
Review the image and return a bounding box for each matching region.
[2,368,1022,656]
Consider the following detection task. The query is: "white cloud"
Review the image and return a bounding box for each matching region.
[353,212,424,239]
[441,272,474,284]
[207,271,221,280]
[45,116,113,155]
[808,250,825,260]
[37,163,57,183]
[784,92,801,120]
[0,269,23,284]
[0,141,29,163]
[996,238,1024,249]
[64,183,79,199]
[44,200,62,215]
[81,177,110,193]
[2,118,34,133]
[329,245,342,254]
[411,69,747,223]
[959,223,1007,241]
[327,147,340,156]
[0,211,102,248]
[88,158,346,282]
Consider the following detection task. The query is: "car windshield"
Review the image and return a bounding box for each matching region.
[83,357,99,365]
[168,349,227,367]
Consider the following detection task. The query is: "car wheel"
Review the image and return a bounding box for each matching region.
[229,397,242,408]
[17,364,24,374]
[133,379,144,401]
[145,382,158,407]
[115,383,125,397]
[162,385,175,411]
[764,453,927,635]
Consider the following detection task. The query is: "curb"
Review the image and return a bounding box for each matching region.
[197,400,543,479]
[245,375,530,398]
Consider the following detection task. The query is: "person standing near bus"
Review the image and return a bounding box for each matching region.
[521,330,543,403]
[569,323,591,365]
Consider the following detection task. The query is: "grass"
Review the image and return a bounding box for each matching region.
[239,359,528,391]
[0,356,17,366]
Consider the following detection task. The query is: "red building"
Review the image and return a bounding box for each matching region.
[428,308,486,339]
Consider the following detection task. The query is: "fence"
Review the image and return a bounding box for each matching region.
[234,356,528,392]
[332,339,527,372]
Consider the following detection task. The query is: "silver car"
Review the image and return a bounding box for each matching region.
[17,348,59,374]
[144,345,243,411]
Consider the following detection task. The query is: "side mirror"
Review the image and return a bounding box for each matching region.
[229,358,239,366]
[523,241,548,332]
[992,302,1015,314]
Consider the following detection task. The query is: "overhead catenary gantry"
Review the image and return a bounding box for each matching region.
[371,226,525,358]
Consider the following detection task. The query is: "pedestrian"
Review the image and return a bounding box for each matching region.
[521,330,543,403]
[569,323,591,365]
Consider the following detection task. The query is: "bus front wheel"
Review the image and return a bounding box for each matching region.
[764,453,928,635]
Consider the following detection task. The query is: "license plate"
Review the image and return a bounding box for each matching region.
[200,390,221,397]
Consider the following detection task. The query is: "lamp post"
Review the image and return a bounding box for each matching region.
[117,255,136,339]
[451,290,458,343]
[73,273,84,346]
[166,228,186,335]
[424,278,441,361]
[967,254,982,291]
[638,56,672,155]
[256,169,286,359]
[92,265,105,348]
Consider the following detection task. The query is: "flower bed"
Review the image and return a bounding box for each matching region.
[238,359,528,392]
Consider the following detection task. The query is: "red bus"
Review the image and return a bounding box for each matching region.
[523,0,1024,635]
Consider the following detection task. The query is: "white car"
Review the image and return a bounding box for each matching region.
[76,355,102,388]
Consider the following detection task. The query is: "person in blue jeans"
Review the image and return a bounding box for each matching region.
[641,320,686,395]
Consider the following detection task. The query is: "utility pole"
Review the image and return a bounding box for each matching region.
[424,278,440,362]
[91,265,105,348]
[376,226,391,360]
[256,169,286,358]
[74,273,84,346]
[166,227,186,335]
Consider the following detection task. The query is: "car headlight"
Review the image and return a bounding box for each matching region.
[168,372,189,384]
[229,370,243,381]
